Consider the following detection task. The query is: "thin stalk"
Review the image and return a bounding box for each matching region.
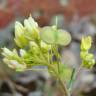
[33,42,69,96]
[50,45,53,64]
[51,45,69,96]
[68,68,76,90]
[70,65,82,95]
[58,77,70,96]
[52,45,61,74]
[50,65,69,96]
[56,45,60,74]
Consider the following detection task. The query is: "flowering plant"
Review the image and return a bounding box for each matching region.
[1,16,95,96]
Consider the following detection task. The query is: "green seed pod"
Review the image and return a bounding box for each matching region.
[40,26,71,46]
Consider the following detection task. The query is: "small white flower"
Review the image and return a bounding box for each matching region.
[3,58,26,71]
[29,41,38,47]
[15,21,24,38]
[24,16,39,40]
[19,49,27,57]
[24,16,38,32]
[2,48,14,58]
[41,41,51,49]
[14,21,28,48]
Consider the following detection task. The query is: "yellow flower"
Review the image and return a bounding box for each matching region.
[14,21,29,48]
[81,36,92,51]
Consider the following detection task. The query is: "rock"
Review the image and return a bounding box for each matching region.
[28,91,42,96]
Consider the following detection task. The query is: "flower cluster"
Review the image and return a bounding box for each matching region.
[1,15,96,96]
[80,36,95,68]
[14,16,39,48]
[2,16,71,72]
[2,48,26,71]
[2,16,51,71]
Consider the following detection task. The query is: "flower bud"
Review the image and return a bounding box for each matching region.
[15,21,29,48]
[2,48,14,58]
[3,58,26,71]
[80,51,87,59]
[81,53,95,69]
[81,36,92,51]
[24,16,39,40]
[29,41,38,47]
[41,41,51,49]
[19,49,27,57]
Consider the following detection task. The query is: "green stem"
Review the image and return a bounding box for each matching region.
[51,45,70,96]
[49,65,69,96]
[50,45,53,64]
[32,41,69,96]
[70,65,82,95]
[68,68,76,91]
[58,77,70,96]
[56,46,60,74]
[52,45,61,74]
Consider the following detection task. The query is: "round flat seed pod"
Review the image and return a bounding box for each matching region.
[57,29,71,45]
[40,26,71,46]
[40,26,56,44]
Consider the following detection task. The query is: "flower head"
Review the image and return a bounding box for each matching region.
[80,36,95,69]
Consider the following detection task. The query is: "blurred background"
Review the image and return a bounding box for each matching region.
[0,0,96,96]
